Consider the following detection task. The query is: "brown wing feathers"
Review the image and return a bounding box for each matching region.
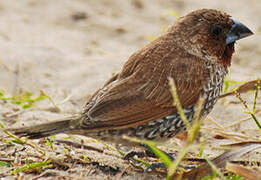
[81,34,208,130]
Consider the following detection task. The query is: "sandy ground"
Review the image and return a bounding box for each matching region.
[0,0,261,179]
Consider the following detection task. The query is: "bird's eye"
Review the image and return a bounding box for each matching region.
[210,25,223,37]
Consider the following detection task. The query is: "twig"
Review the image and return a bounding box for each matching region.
[210,129,251,140]
[55,139,103,153]
[3,110,26,118]
[219,80,259,99]
[40,89,61,113]
[207,116,225,130]
[57,94,73,105]
[0,122,45,155]
[226,162,261,180]
[181,143,261,180]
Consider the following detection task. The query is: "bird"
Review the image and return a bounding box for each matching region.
[9,9,253,146]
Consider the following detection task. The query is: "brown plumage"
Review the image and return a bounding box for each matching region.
[9,9,253,144]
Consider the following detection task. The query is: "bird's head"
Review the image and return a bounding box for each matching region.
[169,9,253,66]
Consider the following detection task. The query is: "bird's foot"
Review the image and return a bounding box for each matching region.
[123,142,176,159]
[123,151,146,160]
[145,151,176,172]
[123,146,175,160]
[143,144,176,160]
[123,147,196,172]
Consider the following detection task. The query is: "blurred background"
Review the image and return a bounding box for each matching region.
[1,0,260,138]
[0,0,259,104]
[0,0,260,139]
[0,1,260,179]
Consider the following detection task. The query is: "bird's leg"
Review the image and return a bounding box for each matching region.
[123,150,147,160]
[144,144,176,160]
[145,145,197,171]
[123,144,175,160]
[123,144,150,160]
[144,144,177,171]
[123,144,196,171]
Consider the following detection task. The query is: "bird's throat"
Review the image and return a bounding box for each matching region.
[222,42,235,66]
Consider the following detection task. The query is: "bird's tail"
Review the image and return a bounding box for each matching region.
[8,116,82,139]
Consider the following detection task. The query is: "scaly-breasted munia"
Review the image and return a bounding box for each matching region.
[9,9,253,145]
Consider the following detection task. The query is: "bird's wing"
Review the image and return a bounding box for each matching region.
[81,37,209,131]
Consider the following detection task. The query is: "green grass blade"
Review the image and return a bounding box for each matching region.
[145,141,173,168]
[11,160,52,174]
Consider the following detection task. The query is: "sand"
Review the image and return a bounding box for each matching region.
[0,0,260,179]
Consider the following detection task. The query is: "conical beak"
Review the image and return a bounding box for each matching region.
[226,19,253,45]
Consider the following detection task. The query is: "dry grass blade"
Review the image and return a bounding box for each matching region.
[180,143,261,180]
[207,116,225,130]
[226,162,261,180]
[211,129,251,141]
[225,109,261,128]
[168,77,190,129]
[220,141,261,147]
[40,89,61,113]
[0,122,45,155]
[219,80,259,98]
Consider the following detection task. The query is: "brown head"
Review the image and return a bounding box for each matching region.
[167,9,253,66]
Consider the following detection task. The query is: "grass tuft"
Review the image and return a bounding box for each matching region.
[0,90,48,109]
[0,161,12,167]
[11,159,52,174]
[223,75,247,94]
[235,80,261,130]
